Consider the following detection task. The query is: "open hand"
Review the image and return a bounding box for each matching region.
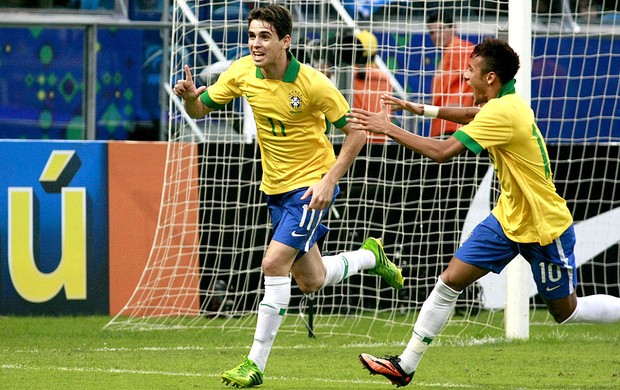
[381,94,424,115]
[347,104,392,135]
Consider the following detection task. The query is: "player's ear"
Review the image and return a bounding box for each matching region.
[486,71,497,85]
[283,35,292,51]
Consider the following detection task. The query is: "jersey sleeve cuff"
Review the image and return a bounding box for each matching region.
[332,115,348,129]
[453,130,483,154]
[200,91,226,110]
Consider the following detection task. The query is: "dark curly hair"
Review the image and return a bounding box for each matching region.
[471,37,520,85]
[247,4,293,42]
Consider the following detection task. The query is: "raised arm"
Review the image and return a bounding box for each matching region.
[381,94,479,125]
[173,65,213,119]
[347,104,466,163]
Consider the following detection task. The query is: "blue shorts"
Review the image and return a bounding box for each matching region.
[455,213,577,300]
[266,186,340,256]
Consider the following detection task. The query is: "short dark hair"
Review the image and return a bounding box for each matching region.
[426,10,454,26]
[471,37,520,85]
[247,4,293,42]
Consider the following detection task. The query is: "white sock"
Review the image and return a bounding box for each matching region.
[562,295,620,324]
[247,276,291,372]
[321,250,376,288]
[399,277,461,374]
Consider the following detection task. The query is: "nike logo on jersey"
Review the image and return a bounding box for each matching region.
[546,285,561,292]
[291,231,306,237]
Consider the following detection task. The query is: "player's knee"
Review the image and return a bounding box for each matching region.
[261,256,282,275]
[545,293,577,324]
[293,273,323,294]
[295,277,322,294]
[547,305,575,323]
[551,311,570,324]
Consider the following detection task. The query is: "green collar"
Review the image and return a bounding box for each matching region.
[497,79,516,97]
[255,53,300,82]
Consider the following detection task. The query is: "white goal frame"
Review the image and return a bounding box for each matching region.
[106,1,620,341]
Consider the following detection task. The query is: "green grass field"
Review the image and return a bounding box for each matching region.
[1,315,618,389]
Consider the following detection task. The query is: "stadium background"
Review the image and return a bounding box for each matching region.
[0,1,618,316]
[1,2,618,141]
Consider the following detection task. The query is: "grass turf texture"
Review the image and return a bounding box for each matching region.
[1,314,618,389]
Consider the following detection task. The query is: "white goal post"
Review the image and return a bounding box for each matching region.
[505,0,532,340]
[106,0,620,342]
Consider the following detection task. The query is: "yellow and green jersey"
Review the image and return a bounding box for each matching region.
[201,54,350,195]
[454,80,573,246]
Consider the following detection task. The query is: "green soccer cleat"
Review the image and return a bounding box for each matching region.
[221,357,264,388]
[363,237,404,290]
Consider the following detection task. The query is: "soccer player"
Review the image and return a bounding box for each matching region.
[172,4,404,388]
[347,37,620,387]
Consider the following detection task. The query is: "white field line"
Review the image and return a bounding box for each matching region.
[4,336,511,354]
[1,363,478,388]
[6,330,617,355]
[2,364,204,377]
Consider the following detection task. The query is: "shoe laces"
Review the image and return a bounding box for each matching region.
[382,355,410,375]
[237,359,256,375]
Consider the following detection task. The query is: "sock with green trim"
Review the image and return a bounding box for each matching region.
[248,276,290,372]
[399,276,461,373]
[321,251,375,288]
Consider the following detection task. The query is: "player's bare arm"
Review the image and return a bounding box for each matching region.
[347,106,465,163]
[173,64,212,118]
[301,122,366,210]
[380,93,480,125]
[435,106,480,125]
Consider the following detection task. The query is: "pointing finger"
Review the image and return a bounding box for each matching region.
[184,64,193,84]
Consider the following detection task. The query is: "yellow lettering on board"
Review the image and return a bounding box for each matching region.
[8,187,87,303]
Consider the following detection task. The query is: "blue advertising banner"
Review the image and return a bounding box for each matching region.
[0,140,109,314]
[0,27,153,140]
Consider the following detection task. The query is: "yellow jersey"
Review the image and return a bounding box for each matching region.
[201,54,350,195]
[453,80,573,245]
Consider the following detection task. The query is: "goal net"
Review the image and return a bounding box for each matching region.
[106,0,620,341]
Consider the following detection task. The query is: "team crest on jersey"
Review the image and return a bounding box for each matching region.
[289,90,303,112]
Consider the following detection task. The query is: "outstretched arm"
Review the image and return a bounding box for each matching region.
[381,94,479,125]
[173,65,212,119]
[347,104,466,163]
